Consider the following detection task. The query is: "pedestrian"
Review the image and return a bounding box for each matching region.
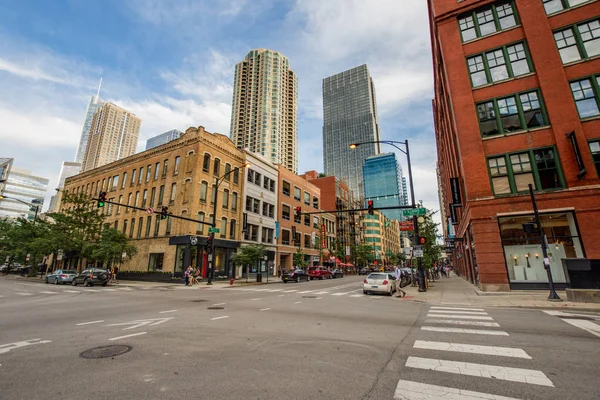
[113,266,119,283]
[184,266,192,286]
[394,265,406,298]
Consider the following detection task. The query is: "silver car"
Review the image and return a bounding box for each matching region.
[45,269,77,285]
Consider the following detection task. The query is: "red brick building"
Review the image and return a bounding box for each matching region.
[429,0,600,291]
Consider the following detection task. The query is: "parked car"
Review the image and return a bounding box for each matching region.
[72,268,109,287]
[358,268,368,275]
[307,266,332,280]
[331,269,344,279]
[363,272,396,296]
[45,269,77,285]
[282,269,310,283]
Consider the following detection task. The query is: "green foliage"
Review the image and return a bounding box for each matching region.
[231,244,266,268]
[415,210,443,268]
[351,244,375,267]
[293,248,307,268]
[92,228,138,268]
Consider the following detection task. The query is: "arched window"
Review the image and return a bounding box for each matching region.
[202,153,211,173]
[222,189,229,209]
[199,181,208,203]
[213,158,221,177]
[220,217,227,239]
[196,212,205,234]
[229,219,236,240]
[231,192,238,211]
[224,163,231,181]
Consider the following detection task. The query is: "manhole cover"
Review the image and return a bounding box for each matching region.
[207,306,225,310]
[80,345,132,359]
[302,296,317,299]
[191,299,208,303]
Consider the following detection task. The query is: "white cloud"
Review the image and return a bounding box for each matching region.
[127,0,252,24]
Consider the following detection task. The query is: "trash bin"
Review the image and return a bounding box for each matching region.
[256,274,262,283]
[562,258,600,289]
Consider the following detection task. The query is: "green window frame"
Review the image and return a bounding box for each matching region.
[487,147,565,195]
[458,1,519,42]
[543,0,596,15]
[467,41,533,88]
[554,18,600,64]
[477,89,548,137]
[589,139,600,177]
[570,75,600,118]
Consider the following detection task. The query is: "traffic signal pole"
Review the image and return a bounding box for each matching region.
[405,143,426,292]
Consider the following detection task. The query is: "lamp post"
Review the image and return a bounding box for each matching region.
[207,163,250,285]
[350,140,426,292]
[0,195,40,223]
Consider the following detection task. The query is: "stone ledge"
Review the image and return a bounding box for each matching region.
[566,289,600,303]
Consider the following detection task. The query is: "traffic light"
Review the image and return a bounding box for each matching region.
[367,200,374,215]
[205,236,212,253]
[160,206,168,220]
[295,206,302,218]
[98,191,107,208]
[418,236,427,246]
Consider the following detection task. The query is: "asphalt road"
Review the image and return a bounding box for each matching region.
[1,276,599,400]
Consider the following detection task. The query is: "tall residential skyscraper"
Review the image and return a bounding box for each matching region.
[0,166,48,221]
[75,79,105,164]
[145,129,183,150]
[47,161,82,213]
[230,49,298,173]
[81,102,141,172]
[363,153,404,221]
[323,64,381,199]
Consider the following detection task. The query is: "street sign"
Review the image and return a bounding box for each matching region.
[401,208,427,217]
[146,207,154,215]
[345,246,351,256]
[399,221,414,231]
[208,227,220,233]
[403,247,412,256]
[414,249,424,257]
[414,245,422,251]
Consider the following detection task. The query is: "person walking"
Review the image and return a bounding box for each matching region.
[394,265,406,298]
[184,266,192,286]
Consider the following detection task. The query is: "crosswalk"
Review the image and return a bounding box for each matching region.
[214,282,376,299]
[1,286,134,298]
[541,310,600,338]
[394,305,555,399]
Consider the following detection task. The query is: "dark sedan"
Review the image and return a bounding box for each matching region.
[331,269,344,279]
[72,268,109,287]
[45,269,77,284]
[282,269,309,283]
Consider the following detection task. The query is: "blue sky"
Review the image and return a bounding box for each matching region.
[0,0,439,224]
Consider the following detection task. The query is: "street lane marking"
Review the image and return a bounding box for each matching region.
[393,380,523,400]
[294,301,302,304]
[109,332,147,341]
[86,289,101,292]
[350,294,364,298]
[413,340,531,359]
[250,298,261,301]
[259,308,271,311]
[315,297,322,299]
[15,292,33,296]
[332,292,352,296]
[119,287,133,291]
[210,316,229,321]
[278,295,285,297]
[422,326,508,336]
[159,310,178,314]
[76,320,104,326]
[283,290,298,293]
[542,310,600,320]
[106,317,173,330]
[40,291,58,295]
[561,319,600,338]
[212,303,226,306]
[425,319,500,327]
[297,290,316,294]
[427,314,493,321]
[313,291,330,295]
[0,339,52,355]
[266,289,282,292]
[63,290,81,293]
[254,289,270,292]
[431,306,485,312]
[405,357,553,387]
[103,288,117,292]
[428,310,488,315]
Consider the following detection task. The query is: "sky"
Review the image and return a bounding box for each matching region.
[0,0,441,228]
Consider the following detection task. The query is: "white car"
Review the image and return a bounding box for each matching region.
[363,272,396,296]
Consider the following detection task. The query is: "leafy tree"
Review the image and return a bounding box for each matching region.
[416,210,443,269]
[92,228,137,269]
[351,244,375,267]
[293,248,307,268]
[231,244,266,273]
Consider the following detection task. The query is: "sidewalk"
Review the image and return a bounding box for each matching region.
[400,274,600,312]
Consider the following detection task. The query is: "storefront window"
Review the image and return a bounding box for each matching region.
[499,212,583,284]
[213,248,227,279]
[148,253,164,271]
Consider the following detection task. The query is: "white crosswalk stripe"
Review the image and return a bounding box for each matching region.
[350,294,364,298]
[331,292,352,296]
[427,314,494,321]
[542,310,600,338]
[424,319,500,327]
[421,326,508,336]
[413,340,531,359]
[430,306,485,312]
[561,319,600,338]
[428,310,488,315]
[393,380,523,400]
[313,291,330,295]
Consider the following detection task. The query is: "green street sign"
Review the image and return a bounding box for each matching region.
[208,227,220,233]
[401,208,427,217]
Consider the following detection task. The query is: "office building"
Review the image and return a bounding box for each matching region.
[363,153,405,221]
[429,0,600,291]
[81,102,141,172]
[48,161,82,213]
[75,80,105,165]
[360,211,401,266]
[0,166,48,220]
[323,64,381,199]
[230,49,299,173]
[145,129,183,150]
[0,158,13,198]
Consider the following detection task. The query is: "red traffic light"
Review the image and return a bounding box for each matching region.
[295,206,302,217]
[367,200,374,215]
[419,236,427,245]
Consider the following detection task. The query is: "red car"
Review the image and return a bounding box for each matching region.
[307,266,332,280]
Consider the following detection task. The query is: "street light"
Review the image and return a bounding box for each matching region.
[0,195,40,223]
[350,139,427,292]
[207,162,251,285]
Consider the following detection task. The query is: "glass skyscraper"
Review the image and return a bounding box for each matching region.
[75,89,104,164]
[363,153,404,221]
[145,129,183,150]
[0,166,48,221]
[323,64,381,199]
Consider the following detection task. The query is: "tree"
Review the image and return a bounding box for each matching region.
[352,244,375,267]
[91,228,137,269]
[416,210,443,269]
[293,248,307,268]
[231,244,266,276]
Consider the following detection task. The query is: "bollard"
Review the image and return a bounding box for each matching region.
[229,278,235,286]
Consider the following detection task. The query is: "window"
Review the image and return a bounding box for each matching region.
[487,147,564,195]
[224,163,231,181]
[196,212,205,234]
[122,172,127,188]
[230,220,236,240]
[146,216,152,237]
[468,42,532,88]
[261,227,273,244]
[233,168,239,184]
[282,181,290,196]
[174,156,180,175]
[131,169,137,186]
[129,218,135,238]
[304,214,310,227]
[262,202,274,218]
[253,171,261,185]
[294,186,301,201]
[137,217,143,239]
[112,175,119,190]
[183,179,191,203]
[116,195,123,214]
[203,154,211,173]
[252,198,260,214]
[222,189,229,209]
[313,196,319,209]
[282,204,290,220]
[210,184,216,205]
[231,192,238,211]
[304,234,311,248]
[263,176,270,190]
[154,163,160,180]
[247,169,253,182]
[150,187,156,207]
[158,185,165,205]
[313,216,319,229]
[213,159,220,177]
[135,191,140,208]
[244,224,259,241]
[146,165,152,182]
[458,2,517,42]
[304,191,311,205]
[126,193,132,213]
[570,76,600,118]
[138,167,144,184]
[154,217,160,236]
[148,253,164,272]
[162,160,168,177]
[544,0,596,15]
[477,90,547,136]
[170,183,177,203]
[200,181,208,203]
[281,229,290,245]
[554,20,600,64]
[142,189,148,207]
[122,219,128,234]
[590,140,600,177]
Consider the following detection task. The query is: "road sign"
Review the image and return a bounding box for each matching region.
[414,249,424,257]
[403,247,412,255]
[146,207,154,215]
[399,221,414,231]
[345,246,351,256]
[208,227,220,233]
[414,245,422,251]
[401,208,427,217]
